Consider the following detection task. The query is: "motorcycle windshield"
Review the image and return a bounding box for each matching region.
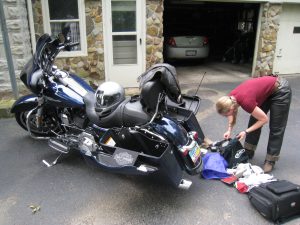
[34,34,52,67]
[19,34,51,89]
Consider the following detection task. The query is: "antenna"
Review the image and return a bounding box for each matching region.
[184,71,206,121]
[194,71,206,99]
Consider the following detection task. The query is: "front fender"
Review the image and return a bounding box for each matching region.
[10,94,38,113]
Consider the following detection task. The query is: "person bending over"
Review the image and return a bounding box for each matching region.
[216,75,291,173]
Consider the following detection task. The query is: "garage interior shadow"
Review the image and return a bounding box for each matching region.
[163,0,260,75]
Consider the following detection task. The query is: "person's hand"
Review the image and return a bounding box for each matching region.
[224,130,231,139]
[236,130,247,141]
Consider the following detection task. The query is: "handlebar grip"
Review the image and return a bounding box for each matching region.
[58,77,69,87]
[67,42,79,48]
[64,42,79,51]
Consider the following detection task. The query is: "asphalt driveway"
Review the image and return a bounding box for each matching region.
[0,63,300,225]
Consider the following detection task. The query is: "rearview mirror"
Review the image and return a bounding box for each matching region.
[58,33,65,44]
[62,24,71,43]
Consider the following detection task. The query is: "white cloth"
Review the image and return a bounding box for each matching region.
[227,163,277,192]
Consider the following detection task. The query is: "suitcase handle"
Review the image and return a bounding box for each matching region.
[267,180,300,195]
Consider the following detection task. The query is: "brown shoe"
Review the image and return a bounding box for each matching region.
[263,160,275,173]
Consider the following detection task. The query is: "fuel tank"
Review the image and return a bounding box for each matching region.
[45,74,94,108]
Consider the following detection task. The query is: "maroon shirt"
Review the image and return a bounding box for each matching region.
[229,76,277,113]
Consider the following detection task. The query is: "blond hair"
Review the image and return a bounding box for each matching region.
[216,96,239,125]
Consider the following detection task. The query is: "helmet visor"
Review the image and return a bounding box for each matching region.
[96,91,121,107]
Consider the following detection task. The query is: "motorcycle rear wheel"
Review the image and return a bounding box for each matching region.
[15,110,60,137]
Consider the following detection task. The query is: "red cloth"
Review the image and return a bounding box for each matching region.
[235,181,249,193]
[229,76,277,113]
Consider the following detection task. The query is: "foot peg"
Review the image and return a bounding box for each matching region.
[48,138,69,154]
[42,153,63,167]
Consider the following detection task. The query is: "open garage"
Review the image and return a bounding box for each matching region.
[163,0,260,75]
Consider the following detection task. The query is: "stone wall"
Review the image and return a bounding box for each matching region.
[32,0,43,38]
[146,0,164,69]
[0,0,32,92]
[254,3,282,77]
[31,0,105,86]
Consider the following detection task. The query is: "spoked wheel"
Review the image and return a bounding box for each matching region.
[15,109,61,137]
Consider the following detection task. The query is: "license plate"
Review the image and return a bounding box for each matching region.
[189,145,201,163]
[185,50,197,56]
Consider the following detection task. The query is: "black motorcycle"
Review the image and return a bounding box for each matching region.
[12,31,205,189]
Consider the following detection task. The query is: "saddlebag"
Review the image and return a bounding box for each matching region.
[248,180,300,223]
[82,127,186,188]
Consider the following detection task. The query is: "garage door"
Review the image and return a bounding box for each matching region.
[273,4,300,74]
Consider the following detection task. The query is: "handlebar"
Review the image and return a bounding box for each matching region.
[40,38,79,76]
[68,42,80,48]
[64,41,79,51]
[57,77,69,86]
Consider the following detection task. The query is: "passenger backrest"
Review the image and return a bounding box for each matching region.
[140,79,164,113]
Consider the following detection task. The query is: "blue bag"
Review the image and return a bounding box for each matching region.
[202,152,230,180]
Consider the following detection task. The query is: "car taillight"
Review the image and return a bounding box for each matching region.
[203,37,208,45]
[168,37,176,47]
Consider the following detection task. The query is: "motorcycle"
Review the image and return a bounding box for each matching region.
[11,32,93,138]
[11,31,206,189]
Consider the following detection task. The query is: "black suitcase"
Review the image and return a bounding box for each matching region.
[248,180,300,223]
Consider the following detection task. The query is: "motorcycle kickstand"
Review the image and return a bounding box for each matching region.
[42,153,63,168]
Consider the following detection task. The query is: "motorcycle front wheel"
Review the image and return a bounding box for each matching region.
[15,109,61,137]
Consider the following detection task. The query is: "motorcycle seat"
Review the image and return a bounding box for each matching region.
[122,99,151,126]
[83,92,150,128]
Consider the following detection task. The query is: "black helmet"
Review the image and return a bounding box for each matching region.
[95,81,125,117]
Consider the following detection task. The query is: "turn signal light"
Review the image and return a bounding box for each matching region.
[203,37,208,45]
[168,37,176,47]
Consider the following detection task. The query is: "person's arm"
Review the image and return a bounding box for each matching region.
[237,106,268,140]
[224,114,235,139]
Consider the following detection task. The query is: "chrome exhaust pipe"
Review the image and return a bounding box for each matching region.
[178,179,192,190]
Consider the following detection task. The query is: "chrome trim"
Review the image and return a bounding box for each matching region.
[48,139,69,154]
[180,139,197,151]
[62,77,88,96]
[54,69,88,96]
[42,153,63,167]
[137,164,157,172]
[26,106,50,140]
[138,128,166,141]
[178,179,192,190]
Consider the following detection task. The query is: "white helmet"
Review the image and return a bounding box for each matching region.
[95,81,125,117]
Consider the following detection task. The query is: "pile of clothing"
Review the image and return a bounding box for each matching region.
[226,163,276,193]
[200,138,277,193]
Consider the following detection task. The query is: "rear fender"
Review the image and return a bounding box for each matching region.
[10,94,38,113]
